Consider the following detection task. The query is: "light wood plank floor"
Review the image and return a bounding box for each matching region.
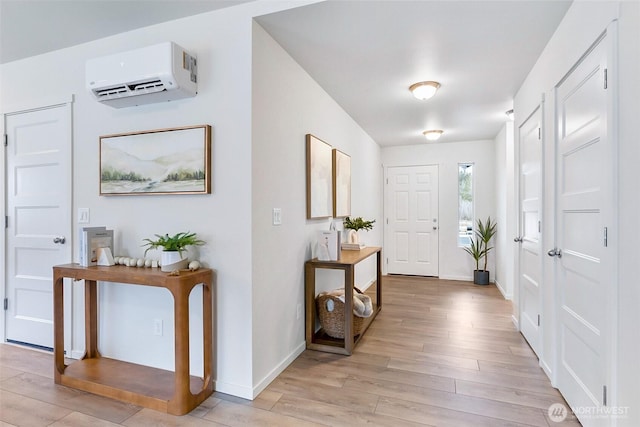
[0,276,581,426]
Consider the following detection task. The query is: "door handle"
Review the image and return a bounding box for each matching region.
[514,236,523,242]
[53,237,66,244]
[547,248,562,258]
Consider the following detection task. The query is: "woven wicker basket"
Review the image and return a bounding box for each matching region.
[316,292,365,339]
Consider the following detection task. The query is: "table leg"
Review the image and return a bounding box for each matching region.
[305,262,315,347]
[344,265,355,354]
[53,274,65,381]
[202,280,213,389]
[171,286,191,413]
[83,280,100,359]
[376,250,382,308]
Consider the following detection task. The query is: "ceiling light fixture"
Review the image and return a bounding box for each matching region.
[423,130,443,141]
[505,109,514,121]
[409,81,441,100]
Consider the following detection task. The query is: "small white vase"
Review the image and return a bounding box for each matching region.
[348,229,359,244]
[161,251,189,272]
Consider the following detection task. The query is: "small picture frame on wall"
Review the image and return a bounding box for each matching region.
[332,149,351,218]
[306,134,333,219]
[99,125,211,196]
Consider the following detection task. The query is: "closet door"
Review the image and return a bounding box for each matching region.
[516,105,543,357]
[553,29,615,426]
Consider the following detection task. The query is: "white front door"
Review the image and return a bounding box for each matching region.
[385,165,439,276]
[554,31,614,426]
[4,103,72,350]
[517,105,543,357]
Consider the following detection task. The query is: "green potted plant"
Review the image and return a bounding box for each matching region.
[142,231,205,272]
[343,216,375,245]
[463,216,497,285]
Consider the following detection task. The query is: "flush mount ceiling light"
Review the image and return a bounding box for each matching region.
[409,81,441,100]
[423,130,444,141]
[505,109,514,121]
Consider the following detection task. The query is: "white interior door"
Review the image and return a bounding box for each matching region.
[554,32,613,426]
[4,103,72,350]
[517,105,543,357]
[385,165,439,276]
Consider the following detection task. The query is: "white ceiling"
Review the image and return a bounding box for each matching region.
[0,0,572,146]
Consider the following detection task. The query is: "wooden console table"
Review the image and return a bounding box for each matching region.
[53,264,213,415]
[305,246,382,355]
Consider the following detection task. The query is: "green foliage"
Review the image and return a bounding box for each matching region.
[463,237,487,271]
[477,216,497,271]
[463,216,497,272]
[142,231,205,257]
[343,216,375,232]
[101,168,149,182]
[163,170,205,182]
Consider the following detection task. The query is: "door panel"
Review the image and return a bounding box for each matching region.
[555,32,610,426]
[386,165,438,276]
[517,105,543,356]
[5,104,72,350]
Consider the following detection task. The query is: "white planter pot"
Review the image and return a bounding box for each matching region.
[161,251,189,272]
[347,229,359,244]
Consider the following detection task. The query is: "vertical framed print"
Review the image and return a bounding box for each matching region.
[306,134,333,219]
[332,149,351,218]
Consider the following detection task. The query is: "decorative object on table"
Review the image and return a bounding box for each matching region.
[100,125,211,196]
[306,134,333,219]
[463,216,497,285]
[142,231,205,272]
[332,149,351,218]
[342,216,375,246]
[96,247,115,266]
[79,226,114,267]
[316,229,341,261]
[316,287,373,339]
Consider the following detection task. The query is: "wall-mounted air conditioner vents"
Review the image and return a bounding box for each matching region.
[86,42,197,108]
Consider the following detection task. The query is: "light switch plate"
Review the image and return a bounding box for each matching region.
[78,208,90,224]
[272,208,282,225]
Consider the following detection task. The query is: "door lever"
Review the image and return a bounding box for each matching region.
[547,248,562,258]
[53,237,66,244]
[514,236,523,242]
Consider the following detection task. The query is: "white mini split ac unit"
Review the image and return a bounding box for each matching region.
[86,42,197,108]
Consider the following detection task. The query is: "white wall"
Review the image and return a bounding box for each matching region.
[0,0,322,399]
[251,23,382,396]
[514,1,640,424]
[493,122,513,299]
[382,139,496,282]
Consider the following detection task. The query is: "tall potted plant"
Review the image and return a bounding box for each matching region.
[463,216,497,285]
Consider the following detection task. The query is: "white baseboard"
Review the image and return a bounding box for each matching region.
[357,277,376,292]
[511,314,519,329]
[251,341,306,399]
[494,280,512,300]
[214,380,254,400]
[540,359,554,386]
[438,274,473,282]
[71,349,84,359]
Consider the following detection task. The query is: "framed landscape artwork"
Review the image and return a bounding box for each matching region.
[306,134,333,219]
[100,125,211,196]
[332,149,351,218]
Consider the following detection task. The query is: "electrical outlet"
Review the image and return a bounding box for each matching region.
[153,319,163,336]
[296,303,302,320]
